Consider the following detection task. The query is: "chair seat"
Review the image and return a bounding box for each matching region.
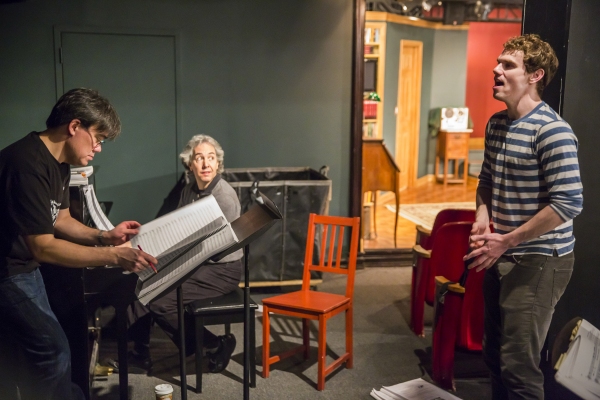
[262,290,350,313]
[186,288,258,315]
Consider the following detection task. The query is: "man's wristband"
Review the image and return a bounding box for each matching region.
[97,229,106,246]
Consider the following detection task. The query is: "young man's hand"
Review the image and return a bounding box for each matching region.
[464,232,510,272]
[468,220,490,250]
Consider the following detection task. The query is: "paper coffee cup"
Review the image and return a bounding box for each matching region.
[155,384,173,400]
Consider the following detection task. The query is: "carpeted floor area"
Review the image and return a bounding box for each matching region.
[91,267,491,399]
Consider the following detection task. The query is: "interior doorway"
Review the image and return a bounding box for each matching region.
[55,27,180,224]
[395,40,423,191]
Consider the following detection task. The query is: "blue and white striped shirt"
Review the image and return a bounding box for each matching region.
[478,102,583,256]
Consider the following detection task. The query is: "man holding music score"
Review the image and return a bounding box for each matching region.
[0,88,158,400]
[128,134,242,374]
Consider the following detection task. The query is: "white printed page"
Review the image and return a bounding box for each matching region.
[556,319,600,398]
[137,226,236,304]
[130,195,225,257]
[83,185,115,230]
[380,378,461,400]
[135,218,225,281]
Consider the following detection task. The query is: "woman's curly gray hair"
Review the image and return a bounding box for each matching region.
[179,134,225,173]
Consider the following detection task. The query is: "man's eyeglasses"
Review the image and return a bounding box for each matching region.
[80,126,105,149]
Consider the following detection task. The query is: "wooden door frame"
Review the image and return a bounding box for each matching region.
[395,40,423,190]
[350,0,366,219]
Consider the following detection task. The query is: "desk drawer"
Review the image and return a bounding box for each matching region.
[445,134,469,158]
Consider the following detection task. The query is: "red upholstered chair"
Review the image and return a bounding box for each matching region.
[430,222,485,390]
[410,209,475,336]
[261,213,360,391]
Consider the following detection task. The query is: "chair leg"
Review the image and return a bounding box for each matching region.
[432,293,461,391]
[194,316,205,393]
[373,191,378,236]
[346,305,353,369]
[302,318,310,360]
[262,305,270,378]
[317,314,327,391]
[250,309,256,388]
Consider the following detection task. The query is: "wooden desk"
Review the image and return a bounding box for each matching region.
[435,129,471,187]
[362,138,400,247]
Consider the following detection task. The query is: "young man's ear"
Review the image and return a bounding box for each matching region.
[530,68,545,84]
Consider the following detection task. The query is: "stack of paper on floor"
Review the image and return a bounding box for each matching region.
[555,319,600,399]
[371,378,462,400]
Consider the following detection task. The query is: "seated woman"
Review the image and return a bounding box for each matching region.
[128,134,242,373]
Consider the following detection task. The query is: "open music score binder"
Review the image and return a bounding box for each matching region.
[553,318,600,399]
[125,191,282,305]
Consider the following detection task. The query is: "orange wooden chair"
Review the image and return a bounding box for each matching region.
[261,213,360,391]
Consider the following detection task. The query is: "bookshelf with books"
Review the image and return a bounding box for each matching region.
[363,22,386,139]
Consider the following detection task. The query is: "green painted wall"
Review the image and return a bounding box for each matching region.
[427,29,468,175]
[0,0,352,217]
[375,20,468,177]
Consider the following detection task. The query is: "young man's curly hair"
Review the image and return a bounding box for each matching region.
[503,34,559,96]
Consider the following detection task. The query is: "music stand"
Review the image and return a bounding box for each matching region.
[176,244,252,400]
[175,192,281,399]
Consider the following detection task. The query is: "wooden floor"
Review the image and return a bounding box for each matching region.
[363,177,478,250]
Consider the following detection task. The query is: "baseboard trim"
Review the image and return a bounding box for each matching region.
[359,248,413,268]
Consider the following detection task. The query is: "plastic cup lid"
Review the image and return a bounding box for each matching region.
[155,384,173,394]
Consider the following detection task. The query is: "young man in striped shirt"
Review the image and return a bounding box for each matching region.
[465,34,583,399]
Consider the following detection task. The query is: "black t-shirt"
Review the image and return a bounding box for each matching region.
[0,132,70,278]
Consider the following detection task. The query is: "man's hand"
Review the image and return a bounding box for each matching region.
[469,220,491,250]
[104,221,141,246]
[464,232,511,272]
[113,247,158,273]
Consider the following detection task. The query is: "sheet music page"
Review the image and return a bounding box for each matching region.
[82,185,115,230]
[130,195,225,257]
[556,319,600,398]
[137,226,237,304]
[370,388,400,400]
[379,378,461,400]
[135,218,226,281]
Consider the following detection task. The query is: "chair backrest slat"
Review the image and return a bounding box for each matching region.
[302,213,360,299]
[310,265,349,275]
[327,225,336,268]
[319,224,328,267]
[336,226,344,269]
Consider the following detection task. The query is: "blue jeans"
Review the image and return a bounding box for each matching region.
[0,269,84,400]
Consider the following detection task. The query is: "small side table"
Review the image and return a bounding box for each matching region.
[435,129,471,187]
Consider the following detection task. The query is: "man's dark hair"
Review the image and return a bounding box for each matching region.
[46,88,121,139]
[503,34,559,97]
